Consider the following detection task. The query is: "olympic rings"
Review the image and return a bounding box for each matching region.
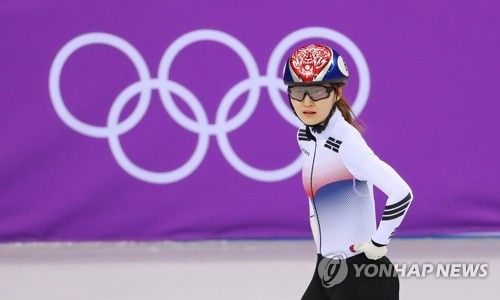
[48,27,370,184]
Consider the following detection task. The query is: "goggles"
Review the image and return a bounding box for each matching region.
[287,85,335,101]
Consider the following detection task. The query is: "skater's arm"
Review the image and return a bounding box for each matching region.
[340,134,413,245]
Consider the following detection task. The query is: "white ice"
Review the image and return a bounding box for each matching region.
[0,238,499,300]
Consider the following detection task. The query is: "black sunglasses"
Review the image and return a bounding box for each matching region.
[287,85,336,101]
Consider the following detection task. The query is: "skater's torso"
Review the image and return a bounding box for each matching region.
[298,109,376,258]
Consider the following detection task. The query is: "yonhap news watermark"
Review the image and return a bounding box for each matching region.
[352,262,488,278]
[318,254,489,288]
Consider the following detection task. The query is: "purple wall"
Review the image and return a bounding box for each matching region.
[1,1,499,242]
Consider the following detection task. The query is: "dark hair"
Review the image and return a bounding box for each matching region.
[332,84,363,133]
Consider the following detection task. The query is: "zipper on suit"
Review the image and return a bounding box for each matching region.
[306,126,321,253]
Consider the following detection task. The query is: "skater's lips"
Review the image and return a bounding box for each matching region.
[302,110,316,114]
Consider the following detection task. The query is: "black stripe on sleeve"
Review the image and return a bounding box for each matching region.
[382,210,406,221]
[371,240,387,247]
[384,192,412,210]
[383,202,411,216]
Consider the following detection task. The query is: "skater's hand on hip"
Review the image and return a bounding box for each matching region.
[350,240,387,260]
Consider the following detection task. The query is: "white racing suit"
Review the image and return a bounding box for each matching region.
[298,108,413,258]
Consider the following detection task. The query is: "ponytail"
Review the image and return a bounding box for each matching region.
[332,84,363,133]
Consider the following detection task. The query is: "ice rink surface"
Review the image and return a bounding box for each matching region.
[0,238,499,300]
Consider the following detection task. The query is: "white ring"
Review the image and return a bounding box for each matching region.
[49,33,151,138]
[107,79,210,184]
[157,29,260,135]
[215,77,303,181]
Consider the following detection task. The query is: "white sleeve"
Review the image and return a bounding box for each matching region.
[340,134,413,245]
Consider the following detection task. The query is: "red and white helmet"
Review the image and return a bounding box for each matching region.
[283,44,349,86]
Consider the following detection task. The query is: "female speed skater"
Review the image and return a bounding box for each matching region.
[283,44,413,300]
